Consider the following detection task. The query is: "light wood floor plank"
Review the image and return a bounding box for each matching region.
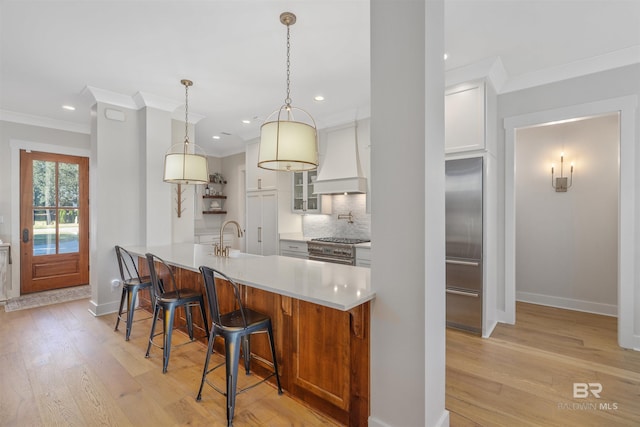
[447,302,640,426]
[4,297,638,426]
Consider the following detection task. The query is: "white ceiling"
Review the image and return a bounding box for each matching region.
[2,0,639,157]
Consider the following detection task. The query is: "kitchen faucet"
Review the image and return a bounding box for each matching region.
[214,220,244,257]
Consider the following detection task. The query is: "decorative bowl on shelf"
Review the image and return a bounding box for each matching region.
[210,200,221,209]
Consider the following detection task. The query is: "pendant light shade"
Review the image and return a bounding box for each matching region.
[163,145,208,184]
[259,107,318,171]
[258,12,318,172]
[163,79,209,185]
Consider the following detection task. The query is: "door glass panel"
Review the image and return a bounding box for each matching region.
[33,209,57,255]
[33,160,56,207]
[58,162,79,207]
[59,209,79,253]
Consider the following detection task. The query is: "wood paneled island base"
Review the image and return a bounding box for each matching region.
[138,258,370,426]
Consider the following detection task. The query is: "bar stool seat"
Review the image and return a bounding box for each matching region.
[145,253,209,373]
[114,245,153,341]
[196,266,282,426]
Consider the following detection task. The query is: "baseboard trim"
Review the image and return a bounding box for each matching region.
[483,319,498,338]
[368,416,392,427]
[88,299,119,317]
[368,410,450,427]
[516,291,617,317]
[496,309,515,325]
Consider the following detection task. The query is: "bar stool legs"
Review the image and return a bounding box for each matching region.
[114,282,147,341]
[145,299,208,373]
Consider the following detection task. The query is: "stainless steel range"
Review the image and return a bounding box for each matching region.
[307,237,370,265]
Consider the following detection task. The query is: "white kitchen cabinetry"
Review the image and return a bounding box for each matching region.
[292,170,331,214]
[292,170,318,213]
[280,239,308,259]
[355,246,371,268]
[246,141,277,191]
[445,80,486,153]
[246,190,278,255]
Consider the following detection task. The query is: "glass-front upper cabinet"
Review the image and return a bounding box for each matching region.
[292,170,320,213]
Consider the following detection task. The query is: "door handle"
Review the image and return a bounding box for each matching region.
[22,228,29,243]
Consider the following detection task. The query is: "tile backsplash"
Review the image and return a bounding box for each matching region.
[302,194,370,240]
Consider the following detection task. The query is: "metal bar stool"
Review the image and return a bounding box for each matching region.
[114,245,153,341]
[196,266,282,426]
[145,253,209,373]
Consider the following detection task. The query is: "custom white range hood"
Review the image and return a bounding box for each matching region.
[313,124,367,195]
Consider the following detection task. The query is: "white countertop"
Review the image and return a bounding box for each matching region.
[125,243,374,311]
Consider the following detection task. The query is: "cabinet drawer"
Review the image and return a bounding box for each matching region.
[446,259,482,292]
[446,289,482,334]
[280,240,307,254]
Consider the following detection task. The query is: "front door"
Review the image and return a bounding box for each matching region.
[20,150,89,294]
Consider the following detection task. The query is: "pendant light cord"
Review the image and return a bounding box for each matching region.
[285,22,292,108]
[184,82,190,145]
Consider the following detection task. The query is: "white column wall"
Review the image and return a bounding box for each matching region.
[370,0,447,426]
[142,108,174,246]
[89,102,143,315]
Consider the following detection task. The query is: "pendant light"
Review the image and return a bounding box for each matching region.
[163,79,209,184]
[258,12,318,172]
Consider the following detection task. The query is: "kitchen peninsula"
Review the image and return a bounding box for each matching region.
[125,243,373,426]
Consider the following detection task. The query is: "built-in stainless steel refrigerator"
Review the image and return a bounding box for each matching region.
[445,157,483,334]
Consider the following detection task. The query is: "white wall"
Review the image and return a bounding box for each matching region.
[370,0,447,426]
[169,118,197,243]
[515,113,619,315]
[90,102,144,315]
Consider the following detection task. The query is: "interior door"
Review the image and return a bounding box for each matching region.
[20,150,89,294]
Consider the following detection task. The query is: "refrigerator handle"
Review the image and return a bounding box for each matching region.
[446,259,480,267]
[446,289,480,298]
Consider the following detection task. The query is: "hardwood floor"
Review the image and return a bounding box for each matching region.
[447,302,640,426]
[3,299,639,426]
[0,298,340,426]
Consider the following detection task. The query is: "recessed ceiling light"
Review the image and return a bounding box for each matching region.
[314,95,325,101]
[242,119,251,124]
[62,105,75,111]
[443,53,449,60]
[212,135,221,140]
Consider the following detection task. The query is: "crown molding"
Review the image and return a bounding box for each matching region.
[0,109,90,134]
[82,85,205,123]
[446,57,508,92]
[133,91,181,113]
[501,45,640,93]
[82,86,138,109]
[446,46,640,94]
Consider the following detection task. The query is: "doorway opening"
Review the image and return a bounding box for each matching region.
[514,113,619,317]
[503,95,638,349]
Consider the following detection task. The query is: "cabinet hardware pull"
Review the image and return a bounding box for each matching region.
[258,227,262,243]
[303,200,307,211]
[258,178,262,189]
[446,259,480,267]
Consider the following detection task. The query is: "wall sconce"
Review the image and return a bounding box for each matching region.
[551,152,574,192]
